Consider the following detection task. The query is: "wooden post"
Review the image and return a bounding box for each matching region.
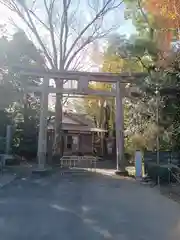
[37,77,49,170]
[115,81,125,171]
[78,133,81,154]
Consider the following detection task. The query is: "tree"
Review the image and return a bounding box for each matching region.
[104,35,156,153]
[81,34,144,157]
[0,29,47,158]
[143,0,180,52]
[124,0,156,38]
[0,30,45,113]
[144,0,180,29]
[0,30,45,92]
[0,34,22,110]
[101,30,174,153]
[0,0,123,156]
[124,1,180,152]
[124,0,178,51]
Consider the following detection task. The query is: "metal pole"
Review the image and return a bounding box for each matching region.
[156,87,160,185]
[6,125,12,155]
[115,81,125,171]
[37,77,49,170]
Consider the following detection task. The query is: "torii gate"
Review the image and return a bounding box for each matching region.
[13,66,145,172]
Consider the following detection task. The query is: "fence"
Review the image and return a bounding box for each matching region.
[60,155,97,171]
[144,151,180,183]
[0,137,6,154]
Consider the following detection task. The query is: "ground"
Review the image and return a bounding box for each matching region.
[0,171,180,240]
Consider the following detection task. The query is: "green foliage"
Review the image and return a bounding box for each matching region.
[123,0,180,154]
[0,110,11,153]
[124,0,154,37]
[13,119,38,159]
[101,33,179,155]
[0,29,45,109]
[106,34,162,153]
[0,29,46,158]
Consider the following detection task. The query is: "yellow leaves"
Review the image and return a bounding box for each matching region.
[160,6,167,16]
[159,4,176,19]
[89,81,111,91]
[85,82,111,111]
[102,54,124,73]
[87,98,99,108]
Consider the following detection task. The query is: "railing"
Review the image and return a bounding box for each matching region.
[0,154,14,173]
[144,151,180,183]
[60,155,97,171]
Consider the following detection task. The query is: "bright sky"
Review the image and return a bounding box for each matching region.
[0,1,136,36]
[0,1,136,75]
[0,1,136,76]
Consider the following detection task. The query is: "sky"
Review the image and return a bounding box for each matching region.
[0,0,136,72]
[0,1,136,74]
[0,1,136,37]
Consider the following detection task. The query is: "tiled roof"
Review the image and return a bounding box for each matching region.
[64,112,95,127]
[48,111,95,128]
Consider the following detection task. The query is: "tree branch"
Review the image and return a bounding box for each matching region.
[44,0,58,68]
[24,8,54,68]
[59,0,72,69]
[29,9,50,31]
[1,0,123,72]
[65,0,123,63]
[137,0,150,26]
[137,0,154,39]
[65,37,93,70]
[1,0,54,68]
[65,26,112,70]
[63,96,69,105]
[59,11,65,69]
[136,56,149,70]
[63,0,72,61]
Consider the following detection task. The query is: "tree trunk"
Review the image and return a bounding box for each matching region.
[23,93,29,129]
[99,99,105,155]
[112,122,116,157]
[102,104,110,157]
[53,80,64,161]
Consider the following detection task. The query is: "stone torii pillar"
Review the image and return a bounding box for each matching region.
[115,81,125,172]
[37,77,49,170]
